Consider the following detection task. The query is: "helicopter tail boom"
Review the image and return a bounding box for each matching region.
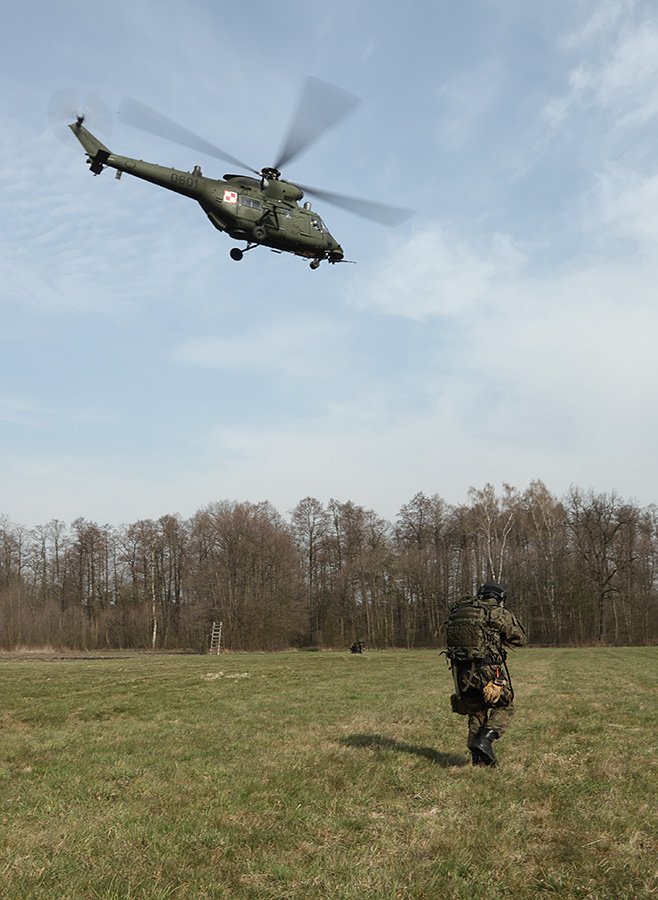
[69,118,213,200]
[69,119,112,174]
[69,119,110,157]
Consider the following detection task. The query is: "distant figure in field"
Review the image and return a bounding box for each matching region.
[350,640,364,654]
[445,582,527,767]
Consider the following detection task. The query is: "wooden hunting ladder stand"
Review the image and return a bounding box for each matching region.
[209,620,223,655]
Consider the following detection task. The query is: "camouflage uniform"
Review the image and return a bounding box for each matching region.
[452,596,527,764]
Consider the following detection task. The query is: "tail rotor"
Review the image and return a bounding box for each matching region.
[47,87,113,144]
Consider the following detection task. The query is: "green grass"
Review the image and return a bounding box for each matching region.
[1,648,657,898]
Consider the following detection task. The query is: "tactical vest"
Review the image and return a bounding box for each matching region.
[445,596,504,664]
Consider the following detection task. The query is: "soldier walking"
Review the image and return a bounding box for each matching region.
[445,582,527,767]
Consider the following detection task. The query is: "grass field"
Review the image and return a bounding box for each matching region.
[1,647,657,899]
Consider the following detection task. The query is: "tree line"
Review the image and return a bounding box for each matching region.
[1,481,657,651]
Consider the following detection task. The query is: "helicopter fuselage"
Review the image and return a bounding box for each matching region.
[69,120,345,266]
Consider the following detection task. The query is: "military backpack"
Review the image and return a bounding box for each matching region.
[445,595,502,663]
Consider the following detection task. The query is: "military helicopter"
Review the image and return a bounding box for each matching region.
[61,79,412,269]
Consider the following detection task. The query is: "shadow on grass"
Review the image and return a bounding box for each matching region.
[340,733,468,768]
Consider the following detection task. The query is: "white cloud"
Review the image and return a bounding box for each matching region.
[561,0,633,50]
[174,316,350,378]
[596,167,658,243]
[598,21,658,126]
[0,399,44,427]
[353,228,524,320]
[436,59,503,149]
[0,452,188,526]
[336,191,658,505]
[542,16,658,131]
[485,266,658,424]
[0,397,116,429]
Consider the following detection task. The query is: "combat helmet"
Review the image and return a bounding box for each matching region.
[477,581,506,605]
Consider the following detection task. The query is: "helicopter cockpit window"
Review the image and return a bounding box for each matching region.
[310,216,325,233]
[240,196,262,209]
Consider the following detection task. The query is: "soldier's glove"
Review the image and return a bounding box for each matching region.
[483,680,505,706]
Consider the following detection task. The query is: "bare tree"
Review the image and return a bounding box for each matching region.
[290,497,330,646]
[394,492,453,646]
[190,501,305,650]
[565,488,637,643]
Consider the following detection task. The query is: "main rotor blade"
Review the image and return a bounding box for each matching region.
[119,96,260,175]
[273,76,360,171]
[297,183,414,226]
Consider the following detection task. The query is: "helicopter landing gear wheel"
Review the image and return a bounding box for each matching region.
[230,248,244,261]
[310,259,321,270]
[252,225,266,242]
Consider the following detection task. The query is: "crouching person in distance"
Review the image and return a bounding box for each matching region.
[445,582,527,767]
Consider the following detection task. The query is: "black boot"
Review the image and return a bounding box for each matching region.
[474,727,499,766]
[470,748,486,767]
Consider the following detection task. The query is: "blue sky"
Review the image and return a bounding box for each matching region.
[3,0,658,526]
